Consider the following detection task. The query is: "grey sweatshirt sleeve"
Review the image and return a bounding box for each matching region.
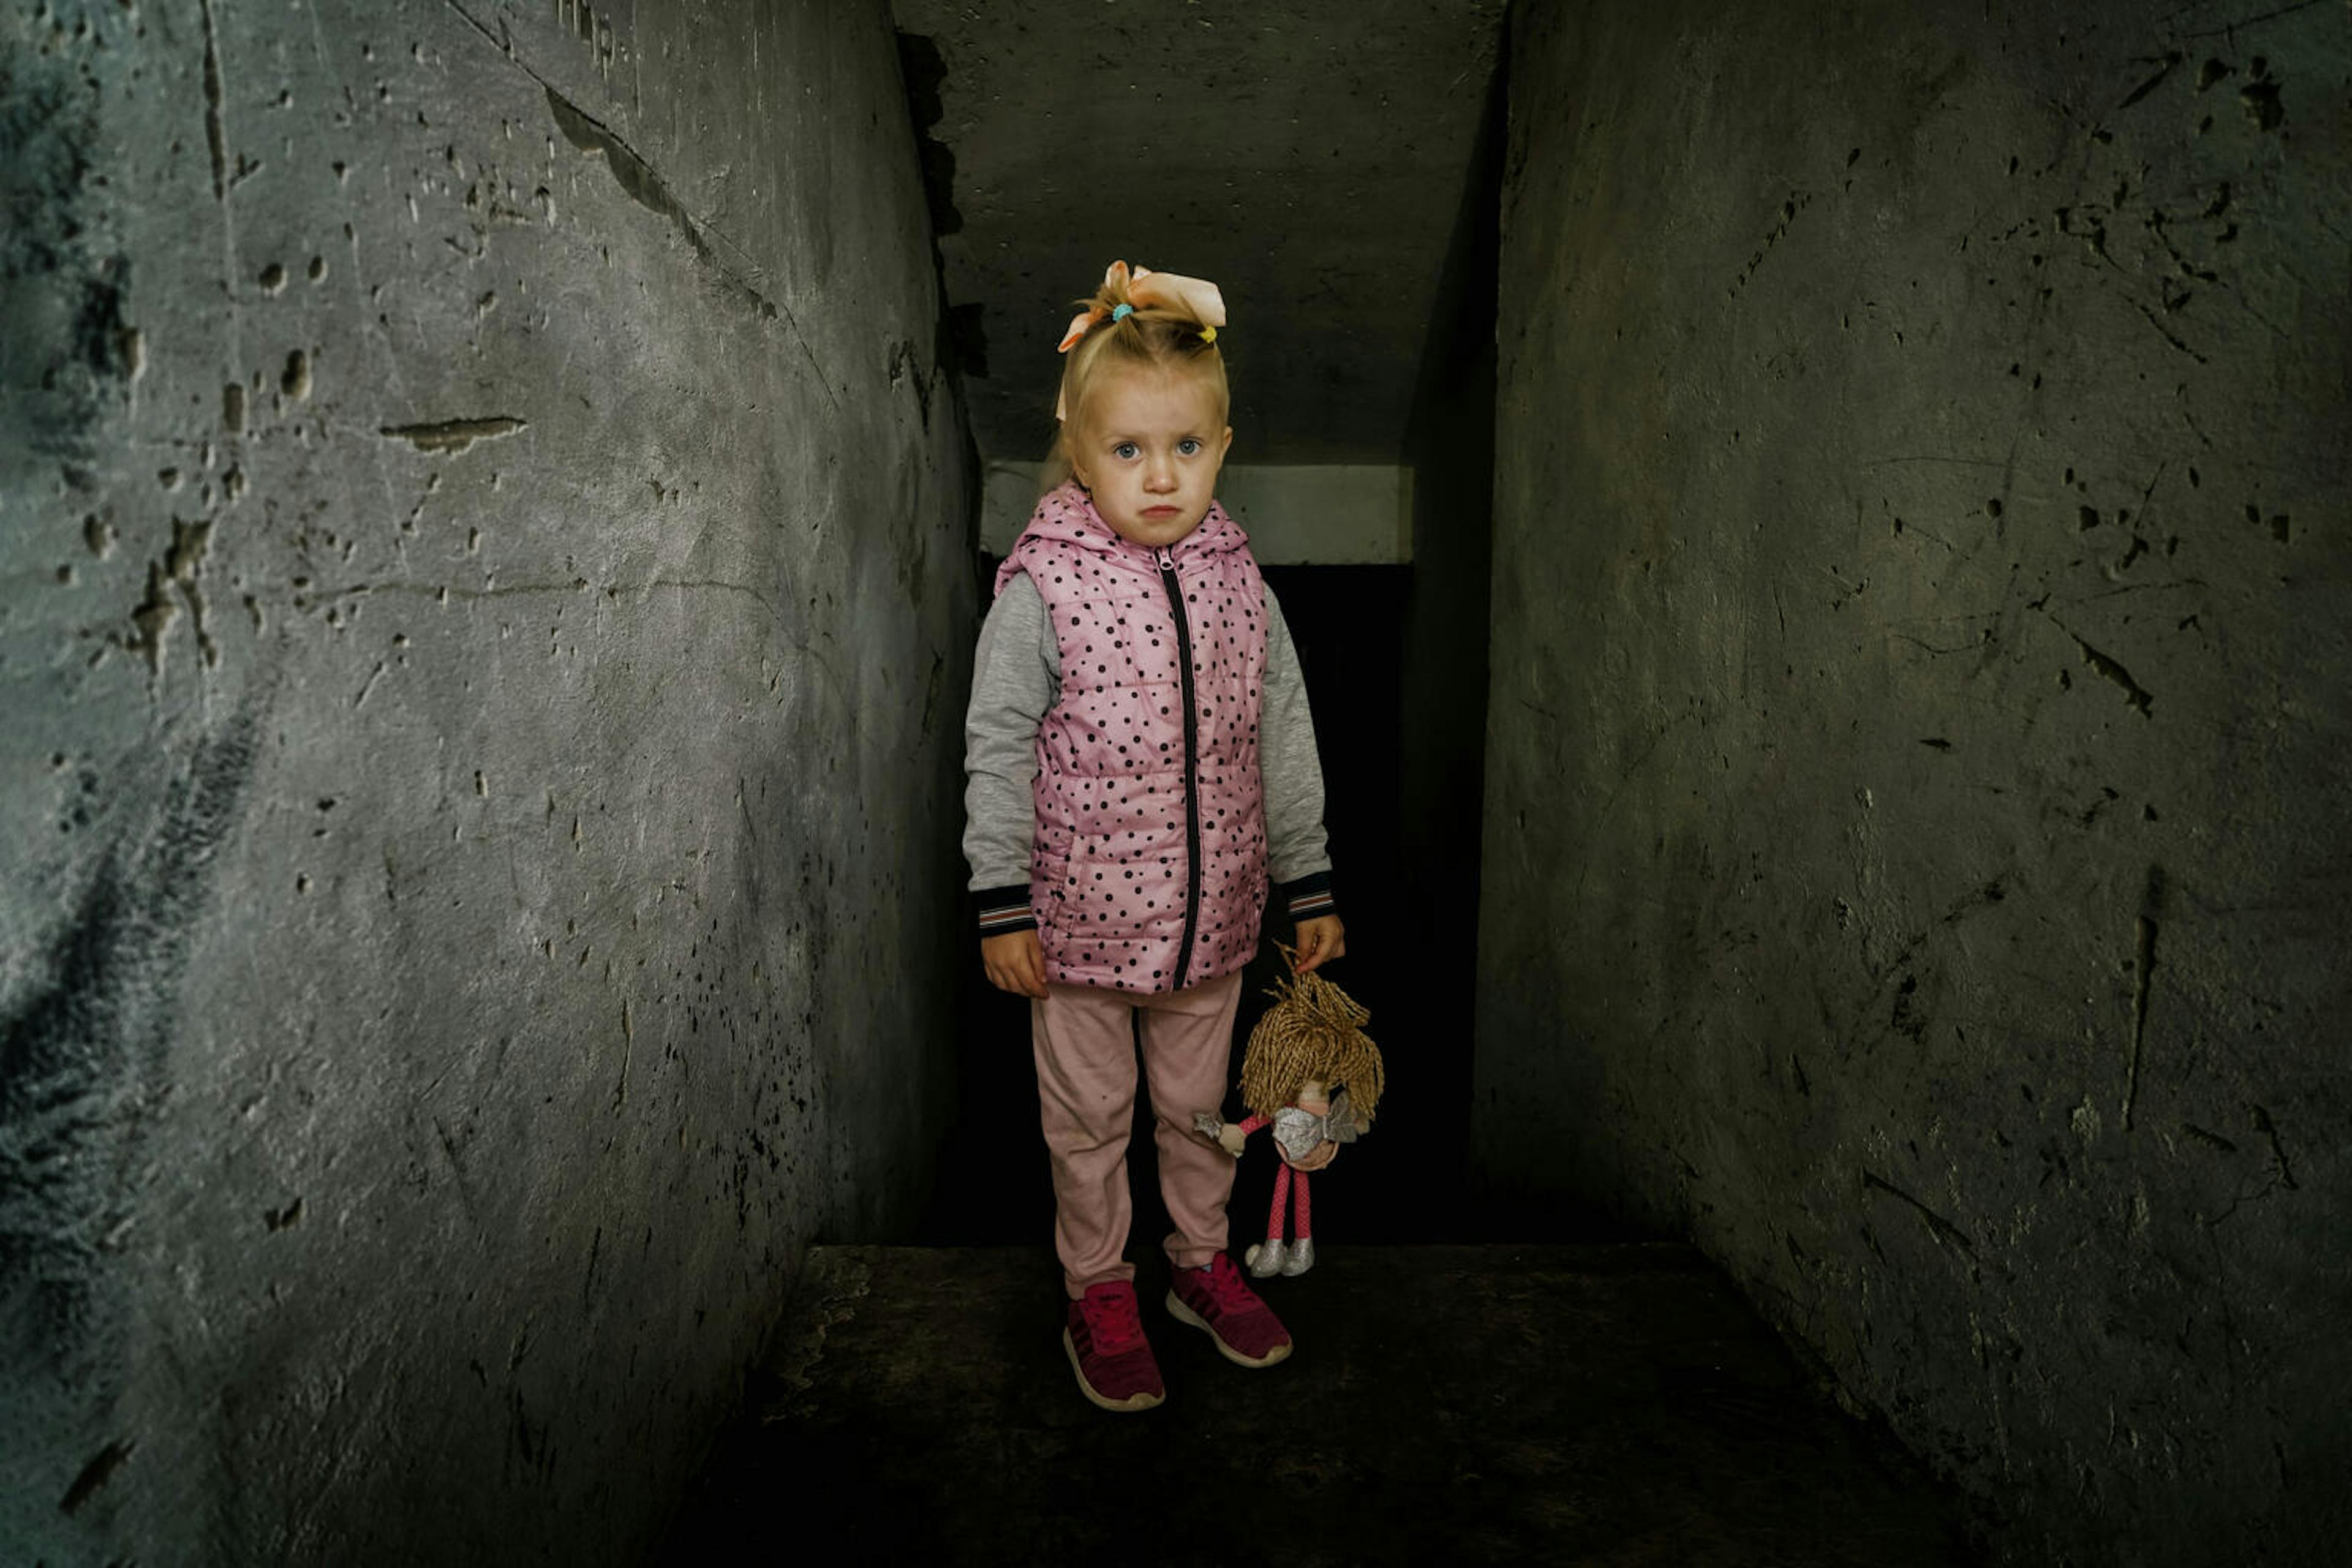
[1261,584,1337,913]
[962,573,1058,928]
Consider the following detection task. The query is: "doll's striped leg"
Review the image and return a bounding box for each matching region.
[1248,1165,1292,1278]
[1282,1170,1316,1275]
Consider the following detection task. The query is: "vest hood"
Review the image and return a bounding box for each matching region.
[995,481,1250,598]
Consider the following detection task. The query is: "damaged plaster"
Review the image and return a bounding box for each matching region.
[1476,1,2350,1562]
[1,1,971,1559]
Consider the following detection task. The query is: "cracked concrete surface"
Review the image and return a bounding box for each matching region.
[1,1,970,1560]
[1476,2,2350,1562]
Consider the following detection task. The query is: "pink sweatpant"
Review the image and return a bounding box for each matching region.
[1031,972,1243,1298]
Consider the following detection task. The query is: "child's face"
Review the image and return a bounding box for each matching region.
[1069,366,1232,551]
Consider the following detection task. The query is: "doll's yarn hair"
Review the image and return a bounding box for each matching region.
[1238,949,1385,1121]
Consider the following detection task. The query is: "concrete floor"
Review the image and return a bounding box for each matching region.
[660,1245,1977,1566]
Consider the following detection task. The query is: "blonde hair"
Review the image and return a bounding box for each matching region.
[1040,273,1229,494]
[1238,953,1385,1121]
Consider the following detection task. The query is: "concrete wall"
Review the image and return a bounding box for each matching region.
[1,1,971,1561]
[1478,2,2348,1562]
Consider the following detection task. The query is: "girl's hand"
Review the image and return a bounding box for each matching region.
[1293,914,1346,973]
[982,930,1049,998]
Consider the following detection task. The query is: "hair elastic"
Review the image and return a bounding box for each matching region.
[1057,262,1227,355]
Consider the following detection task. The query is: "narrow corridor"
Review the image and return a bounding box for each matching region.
[4,2,2343,1566]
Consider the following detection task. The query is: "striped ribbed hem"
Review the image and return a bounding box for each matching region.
[1280,871,1338,921]
[973,884,1036,936]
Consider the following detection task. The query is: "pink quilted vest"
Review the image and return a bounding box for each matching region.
[995,482,1270,994]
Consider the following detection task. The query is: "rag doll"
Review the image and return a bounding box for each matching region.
[1193,948,1385,1277]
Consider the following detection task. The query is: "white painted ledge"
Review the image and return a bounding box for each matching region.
[981,462,1414,564]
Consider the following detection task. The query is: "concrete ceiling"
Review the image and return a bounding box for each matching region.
[891,1,1506,466]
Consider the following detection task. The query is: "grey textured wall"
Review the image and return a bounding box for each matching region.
[2,1,971,1561]
[1478,2,2348,1562]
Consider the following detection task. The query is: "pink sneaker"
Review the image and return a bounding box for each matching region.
[1063,1281,1166,1412]
[1166,1251,1294,1368]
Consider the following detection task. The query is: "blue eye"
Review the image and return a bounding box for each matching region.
[1113,442,1139,460]
[1178,437,1202,456]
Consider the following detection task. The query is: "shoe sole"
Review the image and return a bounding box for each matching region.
[1062,1328,1164,1412]
[1164,1292,1293,1368]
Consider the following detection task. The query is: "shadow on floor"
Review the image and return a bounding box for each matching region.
[658,1244,1977,1566]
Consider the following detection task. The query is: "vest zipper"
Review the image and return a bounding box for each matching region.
[1157,546,1202,990]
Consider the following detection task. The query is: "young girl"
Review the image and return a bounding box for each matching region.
[963,261,1346,1412]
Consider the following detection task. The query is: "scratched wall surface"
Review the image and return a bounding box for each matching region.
[1,1,971,1560]
[1477,1,2348,1562]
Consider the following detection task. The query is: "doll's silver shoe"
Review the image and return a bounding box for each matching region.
[1245,1239,1287,1278]
[1280,1237,1316,1276]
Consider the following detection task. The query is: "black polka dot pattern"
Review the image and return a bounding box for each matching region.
[995,482,1270,995]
